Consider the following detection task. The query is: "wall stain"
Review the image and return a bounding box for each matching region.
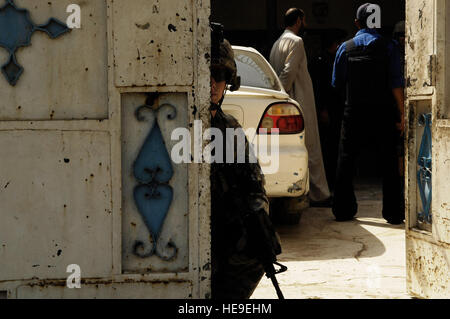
[135,22,150,30]
[168,24,177,32]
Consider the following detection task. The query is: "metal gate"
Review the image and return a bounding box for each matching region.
[405,0,449,298]
[0,0,211,299]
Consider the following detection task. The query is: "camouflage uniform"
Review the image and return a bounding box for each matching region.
[210,108,268,299]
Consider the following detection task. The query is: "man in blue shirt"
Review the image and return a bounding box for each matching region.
[331,3,405,225]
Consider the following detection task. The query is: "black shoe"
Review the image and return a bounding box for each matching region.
[385,217,405,225]
[310,196,333,208]
[383,212,405,225]
[334,215,355,222]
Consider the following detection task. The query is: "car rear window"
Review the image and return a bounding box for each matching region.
[234,49,281,91]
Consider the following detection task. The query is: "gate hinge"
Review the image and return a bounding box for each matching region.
[428,54,437,87]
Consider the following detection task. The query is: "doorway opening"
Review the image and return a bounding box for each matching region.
[211,0,408,299]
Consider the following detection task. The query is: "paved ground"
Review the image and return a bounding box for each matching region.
[252,181,411,299]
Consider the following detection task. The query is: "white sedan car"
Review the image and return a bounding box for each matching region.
[222,46,309,216]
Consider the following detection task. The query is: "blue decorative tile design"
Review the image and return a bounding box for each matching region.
[132,99,178,261]
[0,0,71,86]
[417,113,432,224]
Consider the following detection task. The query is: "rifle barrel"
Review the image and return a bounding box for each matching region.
[269,274,285,299]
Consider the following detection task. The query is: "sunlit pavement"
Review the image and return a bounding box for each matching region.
[252,181,411,299]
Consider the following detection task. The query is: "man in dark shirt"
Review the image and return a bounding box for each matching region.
[331,3,405,225]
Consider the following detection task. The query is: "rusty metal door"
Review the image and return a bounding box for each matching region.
[0,0,211,299]
[405,0,449,298]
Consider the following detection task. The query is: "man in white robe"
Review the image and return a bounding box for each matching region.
[270,8,331,203]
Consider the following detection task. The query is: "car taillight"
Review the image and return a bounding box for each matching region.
[258,103,304,134]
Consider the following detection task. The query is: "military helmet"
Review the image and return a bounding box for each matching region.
[211,23,241,91]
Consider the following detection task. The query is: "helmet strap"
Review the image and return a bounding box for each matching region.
[209,88,227,112]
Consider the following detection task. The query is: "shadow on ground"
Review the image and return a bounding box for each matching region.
[273,180,405,262]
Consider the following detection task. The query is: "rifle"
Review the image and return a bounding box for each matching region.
[243,208,288,299]
[265,261,288,299]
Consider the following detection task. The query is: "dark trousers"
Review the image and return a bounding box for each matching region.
[211,254,265,299]
[319,107,344,192]
[332,104,404,222]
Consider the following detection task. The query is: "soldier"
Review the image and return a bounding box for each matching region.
[209,23,285,299]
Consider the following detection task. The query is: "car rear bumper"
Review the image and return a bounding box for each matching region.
[257,135,309,198]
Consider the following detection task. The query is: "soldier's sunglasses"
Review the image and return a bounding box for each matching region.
[211,67,229,83]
